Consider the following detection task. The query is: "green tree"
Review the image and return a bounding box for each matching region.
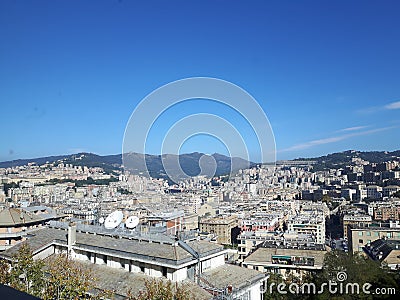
[264,272,306,300]
[9,244,45,298]
[310,250,399,299]
[0,258,10,284]
[1,246,113,299]
[44,254,99,300]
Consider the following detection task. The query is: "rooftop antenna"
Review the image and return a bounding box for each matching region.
[104,211,124,230]
[125,216,140,229]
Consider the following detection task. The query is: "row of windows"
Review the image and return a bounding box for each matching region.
[358,231,400,238]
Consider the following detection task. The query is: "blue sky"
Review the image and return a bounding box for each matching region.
[1,0,399,162]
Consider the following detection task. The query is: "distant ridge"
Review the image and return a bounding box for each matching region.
[292,149,400,171]
[0,152,252,181]
[1,149,399,179]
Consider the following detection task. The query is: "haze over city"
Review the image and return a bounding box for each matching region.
[1,0,399,163]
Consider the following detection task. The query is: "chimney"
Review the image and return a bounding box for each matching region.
[67,222,76,255]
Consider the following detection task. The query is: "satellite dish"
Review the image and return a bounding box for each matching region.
[104,211,124,229]
[125,216,140,229]
[99,217,105,224]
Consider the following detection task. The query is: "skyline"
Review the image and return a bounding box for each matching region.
[1,1,400,162]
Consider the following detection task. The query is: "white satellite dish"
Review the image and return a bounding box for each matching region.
[99,217,105,224]
[125,216,140,229]
[104,211,124,229]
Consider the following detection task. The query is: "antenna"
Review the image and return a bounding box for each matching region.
[104,211,124,229]
[125,216,140,229]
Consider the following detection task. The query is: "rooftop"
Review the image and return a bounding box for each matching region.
[244,247,326,267]
[200,264,265,291]
[0,208,43,227]
[0,227,224,267]
[44,255,212,300]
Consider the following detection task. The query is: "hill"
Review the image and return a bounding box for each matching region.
[0,152,252,182]
[294,150,400,171]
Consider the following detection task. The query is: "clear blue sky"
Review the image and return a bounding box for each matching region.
[1,0,399,162]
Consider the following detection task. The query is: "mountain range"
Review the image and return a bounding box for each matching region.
[0,152,252,181]
[1,150,399,181]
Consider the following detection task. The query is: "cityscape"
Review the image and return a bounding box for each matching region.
[0,150,400,299]
[1,1,400,300]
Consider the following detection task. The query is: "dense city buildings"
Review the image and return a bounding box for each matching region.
[1,150,400,298]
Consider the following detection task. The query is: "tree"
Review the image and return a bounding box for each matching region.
[1,246,113,299]
[128,278,193,300]
[8,244,45,298]
[0,258,10,284]
[264,272,306,300]
[310,250,399,299]
[44,254,105,300]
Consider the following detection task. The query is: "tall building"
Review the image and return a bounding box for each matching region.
[347,224,400,254]
[342,214,372,239]
[199,215,238,244]
[287,213,325,244]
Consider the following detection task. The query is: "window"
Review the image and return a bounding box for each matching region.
[366,232,371,236]
[162,267,167,277]
[358,232,363,236]
[387,232,392,238]
[359,239,363,244]
[374,232,379,237]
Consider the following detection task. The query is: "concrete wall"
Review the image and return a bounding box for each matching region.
[40,244,191,282]
[33,245,54,260]
[107,256,124,269]
[172,267,187,282]
[130,260,141,273]
[234,281,263,300]
[95,254,107,265]
[146,264,162,278]
[210,254,225,269]
[73,249,90,261]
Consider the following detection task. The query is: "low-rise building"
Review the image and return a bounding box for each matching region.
[242,243,325,279]
[364,239,400,270]
[0,223,267,300]
[0,206,62,251]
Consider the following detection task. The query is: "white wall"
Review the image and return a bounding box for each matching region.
[210,254,224,269]
[147,265,162,278]
[172,267,187,282]
[95,254,106,265]
[73,249,90,261]
[107,256,123,268]
[33,246,54,260]
[130,261,141,273]
[234,281,263,300]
